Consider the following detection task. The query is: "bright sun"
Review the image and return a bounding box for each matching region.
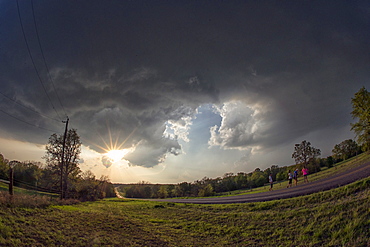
[95,126,137,164]
[105,149,129,163]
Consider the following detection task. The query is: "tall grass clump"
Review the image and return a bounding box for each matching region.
[0,192,52,208]
[0,192,80,208]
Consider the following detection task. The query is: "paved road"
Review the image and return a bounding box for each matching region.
[154,161,370,204]
[114,187,124,198]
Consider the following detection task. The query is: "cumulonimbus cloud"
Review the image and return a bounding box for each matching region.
[208,101,264,150]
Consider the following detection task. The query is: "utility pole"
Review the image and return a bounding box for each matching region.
[60,117,69,199]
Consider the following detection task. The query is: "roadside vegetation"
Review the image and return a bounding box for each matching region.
[0,127,116,202]
[117,145,367,199]
[0,153,116,202]
[0,170,369,246]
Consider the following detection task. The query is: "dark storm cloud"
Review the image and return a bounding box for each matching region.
[1,0,369,167]
[44,67,209,167]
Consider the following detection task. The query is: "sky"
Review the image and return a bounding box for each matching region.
[0,0,369,183]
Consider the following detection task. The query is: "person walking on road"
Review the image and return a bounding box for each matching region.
[302,167,309,183]
[287,170,293,188]
[269,174,273,191]
[293,168,299,186]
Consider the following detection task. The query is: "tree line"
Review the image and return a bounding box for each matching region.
[0,154,116,201]
[120,86,370,199]
[119,137,364,199]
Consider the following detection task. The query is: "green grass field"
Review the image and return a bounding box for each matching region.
[0,153,369,246]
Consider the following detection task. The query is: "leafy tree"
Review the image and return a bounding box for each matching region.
[198,184,214,197]
[124,185,138,198]
[292,140,321,167]
[263,165,280,181]
[13,162,43,189]
[124,181,154,198]
[75,170,98,201]
[151,184,160,198]
[38,165,60,193]
[74,171,115,201]
[173,184,184,197]
[157,185,168,198]
[0,154,9,180]
[249,169,266,187]
[276,170,287,181]
[166,184,175,198]
[234,172,248,189]
[221,172,237,191]
[325,156,334,168]
[175,182,191,197]
[332,139,359,160]
[312,156,334,170]
[307,158,321,174]
[351,87,370,151]
[142,185,152,198]
[44,129,82,199]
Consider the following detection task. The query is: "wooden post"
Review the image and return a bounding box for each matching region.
[9,167,13,196]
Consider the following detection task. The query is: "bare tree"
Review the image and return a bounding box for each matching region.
[44,129,81,199]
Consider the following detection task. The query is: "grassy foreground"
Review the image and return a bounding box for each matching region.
[0,175,369,246]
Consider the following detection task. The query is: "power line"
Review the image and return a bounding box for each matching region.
[0,108,59,133]
[31,0,67,118]
[16,0,62,121]
[13,178,61,194]
[0,90,60,122]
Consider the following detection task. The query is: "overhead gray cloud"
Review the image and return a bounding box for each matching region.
[0,1,369,179]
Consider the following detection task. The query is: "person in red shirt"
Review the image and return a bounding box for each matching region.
[302,167,309,183]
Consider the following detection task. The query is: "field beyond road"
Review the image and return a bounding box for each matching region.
[0,153,369,246]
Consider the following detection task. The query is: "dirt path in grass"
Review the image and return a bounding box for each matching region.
[154,161,370,204]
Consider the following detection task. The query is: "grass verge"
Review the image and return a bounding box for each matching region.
[0,176,369,246]
[225,152,370,196]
